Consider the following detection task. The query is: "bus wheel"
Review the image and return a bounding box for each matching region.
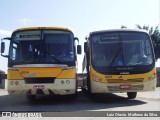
[26,95,36,101]
[127,92,137,99]
[87,75,91,94]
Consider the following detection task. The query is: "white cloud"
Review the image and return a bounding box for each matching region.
[0,29,12,36]
[19,18,33,25]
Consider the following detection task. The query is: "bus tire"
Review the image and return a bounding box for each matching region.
[127,92,137,99]
[87,73,91,94]
[26,95,36,101]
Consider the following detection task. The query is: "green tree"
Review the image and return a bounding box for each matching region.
[121,25,127,28]
[121,25,160,60]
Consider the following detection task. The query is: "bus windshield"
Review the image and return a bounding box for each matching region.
[91,32,154,68]
[9,30,75,65]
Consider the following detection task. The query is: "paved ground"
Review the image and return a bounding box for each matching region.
[0,88,159,112]
[0,88,159,120]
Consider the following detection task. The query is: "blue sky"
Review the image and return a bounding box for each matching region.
[0,0,159,73]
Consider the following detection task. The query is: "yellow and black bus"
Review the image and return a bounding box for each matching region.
[83,29,157,99]
[1,26,81,101]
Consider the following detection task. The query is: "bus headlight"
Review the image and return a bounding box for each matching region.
[151,75,156,80]
[66,80,70,84]
[61,80,65,84]
[15,81,19,85]
[148,74,156,81]
[10,81,14,85]
[93,76,99,81]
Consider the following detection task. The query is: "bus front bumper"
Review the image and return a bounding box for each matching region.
[91,78,157,93]
[6,79,76,95]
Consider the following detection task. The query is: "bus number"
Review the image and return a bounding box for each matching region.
[21,71,29,74]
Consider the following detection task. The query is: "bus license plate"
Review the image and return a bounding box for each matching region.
[33,85,45,89]
[119,85,131,89]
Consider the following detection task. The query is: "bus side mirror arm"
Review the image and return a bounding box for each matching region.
[1,54,9,58]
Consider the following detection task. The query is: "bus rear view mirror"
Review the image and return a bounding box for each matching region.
[1,37,11,58]
[77,45,82,54]
[1,42,5,53]
[84,42,88,53]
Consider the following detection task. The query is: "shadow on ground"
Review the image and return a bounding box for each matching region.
[0,91,146,112]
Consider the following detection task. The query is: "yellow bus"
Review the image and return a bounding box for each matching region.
[83,29,157,99]
[1,26,81,101]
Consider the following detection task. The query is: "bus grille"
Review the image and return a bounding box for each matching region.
[25,77,55,84]
[107,78,144,83]
[107,85,144,91]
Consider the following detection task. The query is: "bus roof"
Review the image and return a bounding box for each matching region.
[13,26,73,33]
[90,29,148,35]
